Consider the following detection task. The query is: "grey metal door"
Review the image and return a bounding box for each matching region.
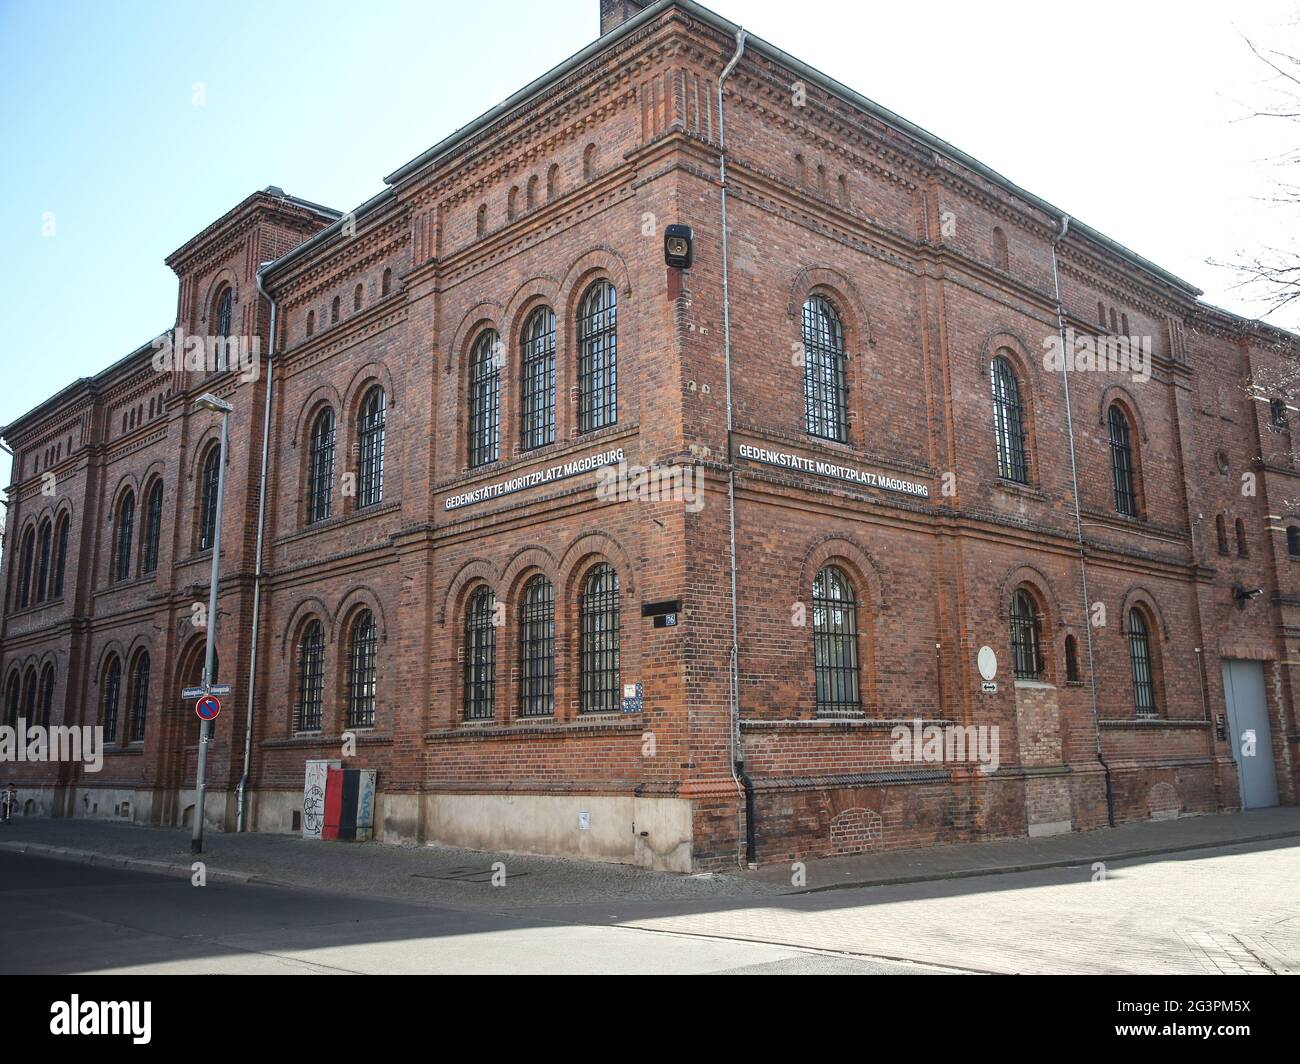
[1221,660,1280,809]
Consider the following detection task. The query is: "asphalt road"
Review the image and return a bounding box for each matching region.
[0,852,948,975]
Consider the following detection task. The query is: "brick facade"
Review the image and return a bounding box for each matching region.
[2,0,1297,871]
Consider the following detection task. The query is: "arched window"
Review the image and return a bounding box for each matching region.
[1108,404,1137,517]
[476,203,487,238]
[992,226,1009,269]
[357,386,386,509]
[296,620,325,732]
[508,185,519,222]
[580,564,621,713]
[331,296,340,324]
[838,173,850,208]
[198,446,221,550]
[801,296,848,442]
[1064,634,1081,683]
[1216,514,1229,555]
[142,480,163,574]
[578,281,618,432]
[347,610,377,728]
[38,665,55,727]
[1128,609,1157,718]
[114,490,135,583]
[21,667,36,724]
[991,355,1028,483]
[306,310,315,337]
[35,520,52,603]
[583,143,596,182]
[812,565,861,714]
[463,587,497,721]
[1235,517,1248,558]
[1288,526,1300,558]
[382,268,392,297]
[353,283,363,312]
[3,672,18,727]
[17,527,34,608]
[307,408,335,524]
[102,656,122,742]
[547,164,560,201]
[519,576,555,717]
[215,287,233,339]
[52,515,69,598]
[128,651,149,742]
[1010,589,1044,680]
[520,307,556,451]
[468,331,501,467]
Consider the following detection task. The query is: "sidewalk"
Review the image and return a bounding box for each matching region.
[2,807,1297,909]
[743,807,1300,891]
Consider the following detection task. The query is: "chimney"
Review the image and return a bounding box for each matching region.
[600,0,650,36]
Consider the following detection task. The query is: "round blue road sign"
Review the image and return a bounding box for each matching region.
[196,695,221,721]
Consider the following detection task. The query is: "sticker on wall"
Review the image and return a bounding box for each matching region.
[622,682,643,714]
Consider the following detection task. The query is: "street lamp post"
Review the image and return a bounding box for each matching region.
[192,392,232,855]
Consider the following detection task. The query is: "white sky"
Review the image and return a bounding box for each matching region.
[0,0,1297,500]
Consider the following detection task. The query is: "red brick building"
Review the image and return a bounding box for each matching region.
[2,0,1297,871]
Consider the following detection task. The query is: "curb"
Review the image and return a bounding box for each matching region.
[790,829,1300,893]
[0,841,263,885]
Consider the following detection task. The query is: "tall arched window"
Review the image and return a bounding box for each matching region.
[463,587,497,721]
[52,515,69,598]
[992,226,1009,270]
[547,164,559,201]
[297,620,325,732]
[519,576,555,717]
[357,386,386,508]
[3,672,18,727]
[347,610,377,728]
[1216,514,1230,555]
[142,480,163,574]
[17,527,34,608]
[1010,589,1044,680]
[353,283,363,312]
[128,651,149,742]
[102,656,122,742]
[1128,609,1157,717]
[580,564,621,713]
[35,520,52,603]
[306,310,316,337]
[21,667,36,723]
[114,490,135,583]
[38,665,55,727]
[468,331,501,467]
[331,296,341,324]
[812,565,861,713]
[198,446,220,550]
[801,296,848,442]
[382,268,393,296]
[215,287,233,339]
[991,355,1028,483]
[307,408,335,524]
[1235,517,1248,558]
[1108,404,1137,517]
[1064,634,1081,683]
[520,307,556,451]
[578,282,618,433]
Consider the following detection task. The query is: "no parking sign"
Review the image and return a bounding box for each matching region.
[196,695,221,721]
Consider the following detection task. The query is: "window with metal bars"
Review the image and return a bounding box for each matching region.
[578,282,617,432]
[307,408,335,524]
[35,521,51,602]
[991,355,1028,483]
[297,620,325,732]
[102,656,122,742]
[22,670,36,724]
[199,446,220,550]
[1010,589,1044,680]
[801,296,848,442]
[580,564,621,713]
[520,307,556,451]
[128,651,149,742]
[215,287,233,339]
[463,587,497,721]
[142,480,163,574]
[52,516,69,599]
[1128,609,1157,717]
[3,673,18,727]
[812,565,861,713]
[357,386,386,508]
[347,611,377,728]
[39,666,54,727]
[468,332,501,467]
[518,576,555,717]
[1108,404,1137,517]
[114,491,134,583]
